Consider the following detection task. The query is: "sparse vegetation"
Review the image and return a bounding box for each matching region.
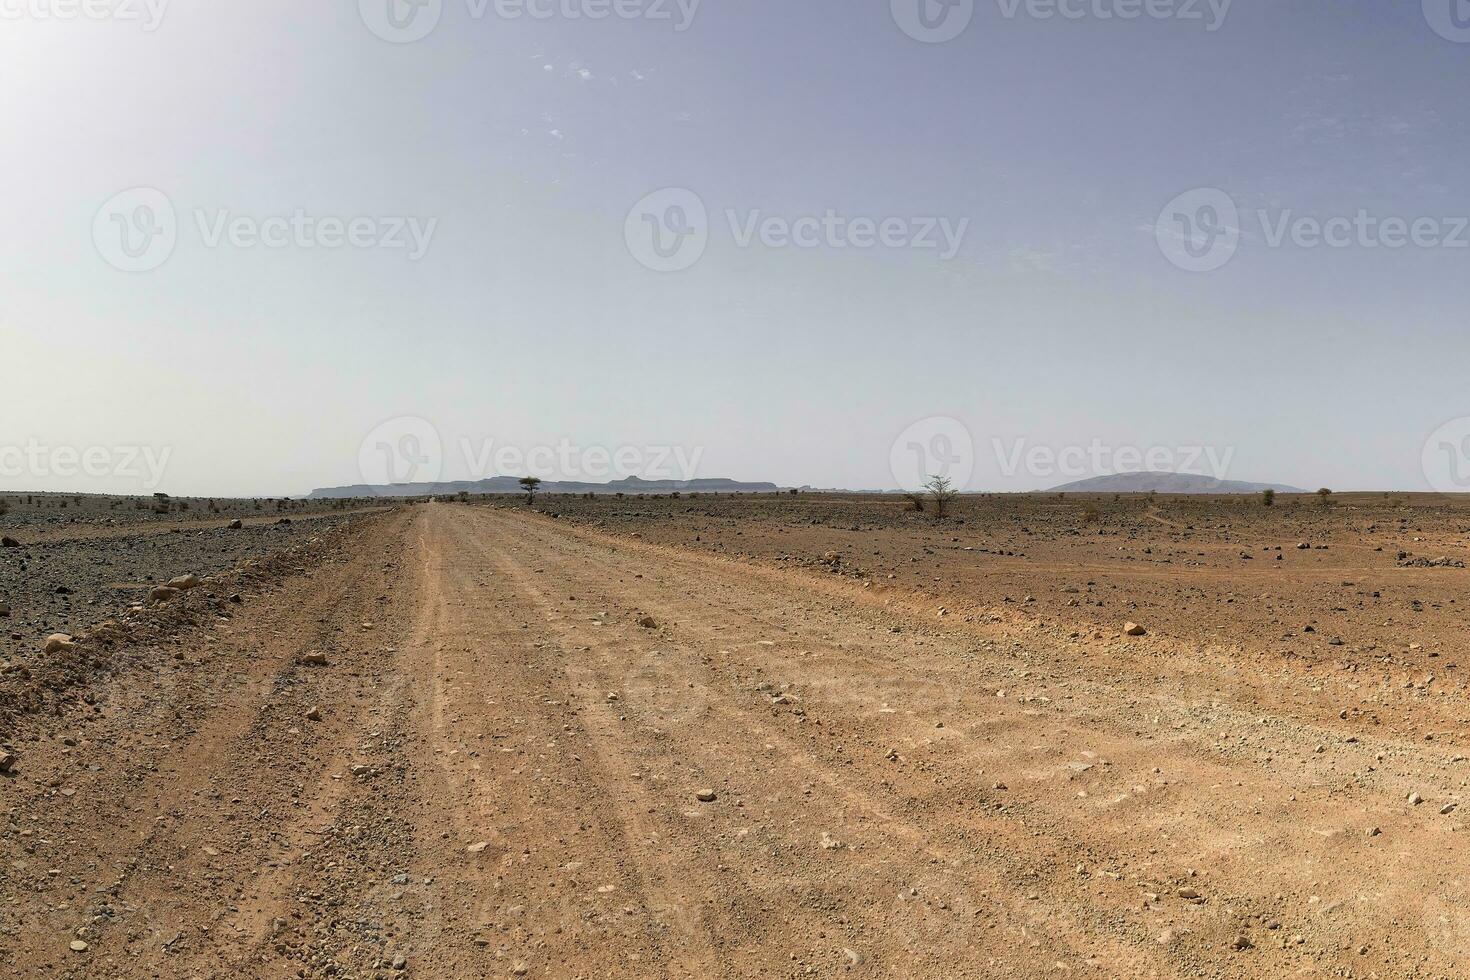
[925,475,958,520]
[1262,488,1275,507]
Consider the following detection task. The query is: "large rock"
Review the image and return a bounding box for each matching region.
[168,574,202,591]
[43,633,74,654]
[0,536,19,548]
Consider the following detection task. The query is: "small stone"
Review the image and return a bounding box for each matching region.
[0,751,14,773]
[1409,792,1424,806]
[305,706,323,722]
[695,789,717,802]
[149,586,180,602]
[69,940,89,952]
[1231,934,1253,951]
[391,953,407,970]
[0,600,9,617]
[1366,826,1381,837]
[300,652,329,666]
[1124,622,1146,636]
[228,519,243,529]
[0,536,19,548]
[43,633,74,654]
[168,574,202,591]
[467,841,489,853]
[1441,803,1458,815]
[637,615,658,629]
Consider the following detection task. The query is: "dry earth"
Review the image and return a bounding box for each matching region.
[4,498,1470,978]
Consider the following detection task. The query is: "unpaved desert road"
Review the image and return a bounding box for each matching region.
[7,504,1470,978]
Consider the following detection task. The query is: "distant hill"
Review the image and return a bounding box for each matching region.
[309,475,785,499]
[1047,472,1306,495]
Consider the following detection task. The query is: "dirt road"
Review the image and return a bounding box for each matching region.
[6,504,1469,978]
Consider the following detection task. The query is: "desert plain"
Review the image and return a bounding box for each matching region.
[2,490,1469,978]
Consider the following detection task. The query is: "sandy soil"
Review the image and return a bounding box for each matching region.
[4,500,1470,978]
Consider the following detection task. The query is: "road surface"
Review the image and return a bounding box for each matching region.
[6,504,1467,978]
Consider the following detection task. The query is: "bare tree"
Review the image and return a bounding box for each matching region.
[924,474,958,520]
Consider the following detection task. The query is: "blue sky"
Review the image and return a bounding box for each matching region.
[2,0,1468,494]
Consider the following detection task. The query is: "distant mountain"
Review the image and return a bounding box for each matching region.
[309,475,785,499]
[1047,472,1306,495]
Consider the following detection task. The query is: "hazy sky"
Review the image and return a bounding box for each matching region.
[3,0,1469,496]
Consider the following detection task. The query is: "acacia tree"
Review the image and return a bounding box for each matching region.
[519,476,542,505]
[1317,487,1333,507]
[924,474,958,520]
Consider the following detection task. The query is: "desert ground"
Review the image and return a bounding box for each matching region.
[3,491,1470,978]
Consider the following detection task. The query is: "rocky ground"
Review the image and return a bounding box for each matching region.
[0,502,383,667]
[2,495,1470,978]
